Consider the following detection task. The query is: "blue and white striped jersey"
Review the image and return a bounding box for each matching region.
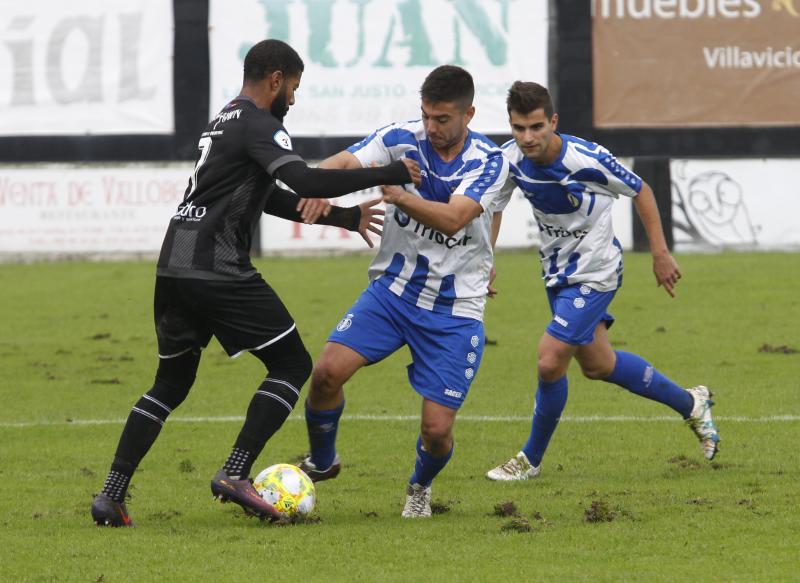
[502,134,642,292]
[348,120,510,320]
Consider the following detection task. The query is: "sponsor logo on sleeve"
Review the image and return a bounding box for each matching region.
[336,313,354,332]
[273,130,293,151]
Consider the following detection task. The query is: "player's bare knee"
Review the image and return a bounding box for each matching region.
[420,421,452,453]
[537,358,563,382]
[310,362,344,398]
[581,362,614,380]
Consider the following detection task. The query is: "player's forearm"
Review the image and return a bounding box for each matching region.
[391,194,471,237]
[274,160,411,198]
[318,150,362,170]
[634,183,670,256]
[263,185,360,230]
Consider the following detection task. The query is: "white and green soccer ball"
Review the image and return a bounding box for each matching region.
[253,463,316,518]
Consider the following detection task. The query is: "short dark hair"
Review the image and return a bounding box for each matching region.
[243,39,304,83]
[506,81,554,118]
[420,65,474,109]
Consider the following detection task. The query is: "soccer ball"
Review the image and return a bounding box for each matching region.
[253,463,316,518]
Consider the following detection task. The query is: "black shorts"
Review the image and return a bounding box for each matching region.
[154,275,296,358]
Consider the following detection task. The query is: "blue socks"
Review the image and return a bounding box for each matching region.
[410,435,453,487]
[522,376,569,467]
[518,352,692,468]
[604,351,694,418]
[305,400,345,470]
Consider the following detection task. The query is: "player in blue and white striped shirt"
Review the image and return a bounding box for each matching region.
[486,82,720,482]
[299,66,510,517]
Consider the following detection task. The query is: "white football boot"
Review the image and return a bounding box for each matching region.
[401,483,432,518]
[685,385,721,460]
[486,451,541,481]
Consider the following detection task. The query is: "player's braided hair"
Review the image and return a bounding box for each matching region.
[243,39,305,82]
[420,65,474,110]
[506,81,554,118]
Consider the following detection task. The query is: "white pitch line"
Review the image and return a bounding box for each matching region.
[1,414,799,429]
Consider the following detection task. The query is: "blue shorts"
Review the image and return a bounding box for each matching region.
[328,281,484,409]
[545,284,616,345]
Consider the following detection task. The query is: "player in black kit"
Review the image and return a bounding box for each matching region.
[91,39,420,526]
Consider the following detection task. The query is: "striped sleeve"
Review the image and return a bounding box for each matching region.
[453,153,509,210]
[346,123,395,167]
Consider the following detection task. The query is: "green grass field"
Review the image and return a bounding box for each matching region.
[1,251,798,582]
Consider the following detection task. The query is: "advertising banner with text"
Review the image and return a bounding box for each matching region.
[209,0,548,136]
[592,0,800,128]
[0,0,174,135]
[0,164,189,254]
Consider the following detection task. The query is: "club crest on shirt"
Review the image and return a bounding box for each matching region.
[336,313,354,332]
[273,130,293,151]
[393,207,411,227]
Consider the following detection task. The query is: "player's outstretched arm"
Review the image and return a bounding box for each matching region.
[296,151,370,223]
[381,185,482,237]
[263,185,381,242]
[318,150,364,170]
[274,158,419,199]
[634,181,682,297]
[295,153,420,222]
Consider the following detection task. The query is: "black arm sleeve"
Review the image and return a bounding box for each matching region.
[263,185,361,231]
[273,159,411,198]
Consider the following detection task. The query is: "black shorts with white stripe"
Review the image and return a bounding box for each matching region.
[154,275,296,359]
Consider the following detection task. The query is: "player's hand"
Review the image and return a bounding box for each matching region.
[653,252,681,297]
[357,198,385,248]
[401,158,421,187]
[381,184,408,206]
[297,198,332,224]
[487,264,498,298]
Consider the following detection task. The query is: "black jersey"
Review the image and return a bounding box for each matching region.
[157,97,302,281]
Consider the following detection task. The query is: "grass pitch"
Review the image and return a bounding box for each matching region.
[1,251,798,582]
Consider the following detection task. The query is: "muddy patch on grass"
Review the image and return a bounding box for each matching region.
[90,378,121,385]
[492,501,518,517]
[430,499,458,515]
[585,499,616,523]
[758,343,798,354]
[274,513,321,526]
[178,459,195,473]
[501,516,532,532]
[150,509,181,521]
[668,454,702,470]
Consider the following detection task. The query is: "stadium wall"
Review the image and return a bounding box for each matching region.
[1,0,798,259]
